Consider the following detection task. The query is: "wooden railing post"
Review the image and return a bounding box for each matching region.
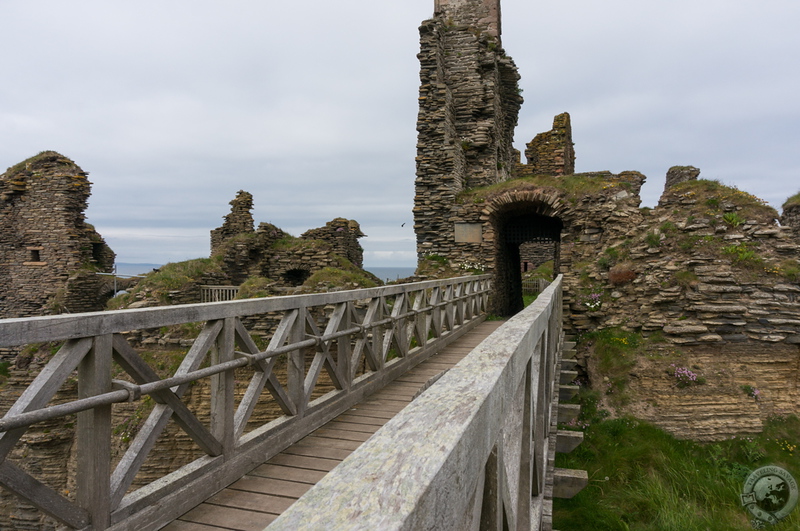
[211,318,236,453]
[77,334,112,529]
[288,308,307,418]
[337,302,352,391]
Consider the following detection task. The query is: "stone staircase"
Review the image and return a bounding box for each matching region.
[543,335,588,531]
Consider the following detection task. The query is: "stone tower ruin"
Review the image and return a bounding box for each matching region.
[0,151,115,318]
[414,0,523,261]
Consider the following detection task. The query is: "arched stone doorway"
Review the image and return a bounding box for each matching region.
[491,201,563,316]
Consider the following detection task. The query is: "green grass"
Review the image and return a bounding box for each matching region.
[555,414,800,530]
[523,260,554,281]
[581,328,642,407]
[236,276,274,299]
[107,257,224,308]
[669,179,777,224]
[782,191,800,210]
[457,172,628,204]
[303,267,378,289]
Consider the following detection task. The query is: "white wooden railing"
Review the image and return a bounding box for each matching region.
[269,275,564,530]
[0,275,490,530]
[200,285,240,303]
[522,278,551,296]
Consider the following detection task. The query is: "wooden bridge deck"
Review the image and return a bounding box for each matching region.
[162,320,504,531]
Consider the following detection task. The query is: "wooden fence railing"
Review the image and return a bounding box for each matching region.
[0,275,491,530]
[522,278,551,296]
[268,275,564,530]
[200,285,240,303]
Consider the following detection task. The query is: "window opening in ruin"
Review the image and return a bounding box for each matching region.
[91,243,104,264]
[283,268,311,287]
[493,209,562,316]
[29,249,40,262]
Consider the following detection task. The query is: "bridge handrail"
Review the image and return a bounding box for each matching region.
[0,275,491,530]
[268,275,564,531]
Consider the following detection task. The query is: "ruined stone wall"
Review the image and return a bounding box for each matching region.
[524,112,575,176]
[300,218,365,269]
[782,203,800,234]
[414,0,522,261]
[210,192,367,288]
[663,165,700,192]
[0,152,114,319]
[210,190,255,256]
[520,240,555,271]
[434,0,501,38]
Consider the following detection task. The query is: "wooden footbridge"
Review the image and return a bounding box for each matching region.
[0,275,586,530]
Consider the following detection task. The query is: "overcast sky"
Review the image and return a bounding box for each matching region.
[2,1,798,267]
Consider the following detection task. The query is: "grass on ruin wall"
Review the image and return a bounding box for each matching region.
[594,179,798,283]
[557,329,800,529]
[107,257,224,309]
[457,172,628,204]
[667,179,778,224]
[784,191,800,210]
[2,150,62,177]
[555,410,800,530]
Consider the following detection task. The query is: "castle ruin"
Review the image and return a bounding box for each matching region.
[414,0,800,439]
[0,151,115,319]
[210,190,367,288]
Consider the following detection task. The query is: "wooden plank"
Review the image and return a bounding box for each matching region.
[296,435,362,451]
[310,428,373,443]
[330,413,390,427]
[161,519,223,530]
[207,488,295,515]
[358,396,410,407]
[340,407,397,420]
[281,443,353,461]
[376,391,415,402]
[266,454,341,472]
[324,420,382,434]
[252,464,327,484]
[180,503,275,531]
[228,476,312,499]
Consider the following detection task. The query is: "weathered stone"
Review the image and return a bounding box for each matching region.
[663,323,709,334]
[525,112,575,176]
[0,151,115,320]
[663,165,700,192]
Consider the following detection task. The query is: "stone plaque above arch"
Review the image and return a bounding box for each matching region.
[454,223,483,243]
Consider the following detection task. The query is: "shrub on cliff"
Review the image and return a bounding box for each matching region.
[107,257,224,309]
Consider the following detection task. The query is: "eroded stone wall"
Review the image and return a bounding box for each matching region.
[664,165,700,192]
[0,152,114,319]
[210,190,255,255]
[782,203,800,234]
[524,112,575,176]
[414,0,522,260]
[211,192,367,288]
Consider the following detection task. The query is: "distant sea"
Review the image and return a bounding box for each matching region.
[115,263,162,277]
[365,266,416,283]
[116,263,417,283]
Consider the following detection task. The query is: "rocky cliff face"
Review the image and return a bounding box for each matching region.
[560,173,800,441]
